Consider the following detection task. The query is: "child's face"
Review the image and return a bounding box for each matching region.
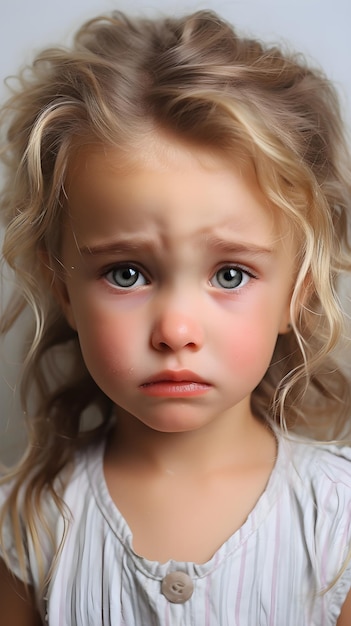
[57,134,295,434]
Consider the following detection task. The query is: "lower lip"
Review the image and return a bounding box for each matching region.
[140,381,211,398]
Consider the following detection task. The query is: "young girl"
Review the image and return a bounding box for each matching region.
[0,9,351,625]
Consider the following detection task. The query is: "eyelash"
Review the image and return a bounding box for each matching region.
[103,264,150,289]
[210,266,256,290]
[102,263,257,291]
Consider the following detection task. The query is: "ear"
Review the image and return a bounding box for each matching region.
[278,271,313,335]
[278,285,294,336]
[278,308,292,335]
[38,250,77,330]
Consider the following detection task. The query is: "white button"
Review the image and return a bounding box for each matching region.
[161,571,194,603]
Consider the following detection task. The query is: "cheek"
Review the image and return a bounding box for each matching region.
[75,308,141,384]
[219,316,278,380]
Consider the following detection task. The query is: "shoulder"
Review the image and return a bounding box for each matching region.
[273,436,351,621]
[275,435,351,554]
[280,437,351,575]
[0,442,100,585]
[284,436,351,492]
[280,436,351,517]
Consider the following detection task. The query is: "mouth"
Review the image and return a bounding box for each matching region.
[140,370,211,398]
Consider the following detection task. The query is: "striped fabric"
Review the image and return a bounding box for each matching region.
[2,434,351,625]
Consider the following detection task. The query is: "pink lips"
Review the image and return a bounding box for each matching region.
[140,370,211,397]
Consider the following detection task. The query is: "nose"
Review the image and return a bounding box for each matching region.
[151,308,204,353]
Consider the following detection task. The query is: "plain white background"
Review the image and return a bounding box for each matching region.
[1,0,350,464]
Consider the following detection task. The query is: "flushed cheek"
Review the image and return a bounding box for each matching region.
[77,314,142,387]
[219,320,278,383]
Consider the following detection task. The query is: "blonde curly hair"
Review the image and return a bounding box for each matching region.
[1,9,351,587]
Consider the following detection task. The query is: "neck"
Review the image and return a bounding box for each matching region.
[105,404,276,476]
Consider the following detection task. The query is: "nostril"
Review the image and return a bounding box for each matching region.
[158,341,170,351]
[151,313,204,352]
[156,340,198,352]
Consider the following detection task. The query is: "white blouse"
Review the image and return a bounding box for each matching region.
[2,434,351,625]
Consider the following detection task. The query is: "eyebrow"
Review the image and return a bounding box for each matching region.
[202,235,275,257]
[79,238,154,256]
[78,235,275,258]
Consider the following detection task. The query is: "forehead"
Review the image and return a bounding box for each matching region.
[63,133,290,251]
[65,132,250,188]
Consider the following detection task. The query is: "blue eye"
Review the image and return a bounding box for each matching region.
[105,266,147,289]
[211,267,250,290]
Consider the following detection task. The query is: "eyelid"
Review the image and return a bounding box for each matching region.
[212,262,258,279]
[102,262,151,289]
[210,264,257,290]
[100,260,149,277]
[98,260,258,291]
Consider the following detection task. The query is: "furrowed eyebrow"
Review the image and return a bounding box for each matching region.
[203,235,274,257]
[78,235,275,257]
[79,238,154,256]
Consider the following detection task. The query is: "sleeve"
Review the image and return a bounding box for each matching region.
[313,446,351,623]
[0,477,62,589]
